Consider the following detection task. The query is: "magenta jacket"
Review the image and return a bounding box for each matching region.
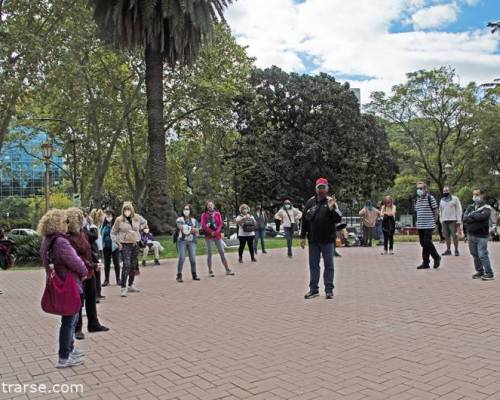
[41,234,87,293]
[201,210,223,240]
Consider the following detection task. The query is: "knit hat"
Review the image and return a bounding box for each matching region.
[315,178,329,189]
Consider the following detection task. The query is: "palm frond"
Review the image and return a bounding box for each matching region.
[90,0,234,66]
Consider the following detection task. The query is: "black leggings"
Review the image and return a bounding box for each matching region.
[76,274,100,332]
[238,236,255,260]
[103,246,121,284]
[383,230,394,251]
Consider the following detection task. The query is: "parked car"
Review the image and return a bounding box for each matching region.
[8,229,39,238]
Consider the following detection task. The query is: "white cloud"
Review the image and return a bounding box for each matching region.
[411,3,459,30]
[225,0,499,103]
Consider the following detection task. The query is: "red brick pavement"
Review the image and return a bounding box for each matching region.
[1,242,500,400]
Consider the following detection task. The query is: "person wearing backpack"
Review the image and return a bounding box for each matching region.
[415,181,441,269]
[236,204,257,263]
[38,209,88,369]
[463,188,495,280]
[176,204,201,282]
[275,200,303,258]
[201,200,235,277]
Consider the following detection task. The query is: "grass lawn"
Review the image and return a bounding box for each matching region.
[7,234,445,270]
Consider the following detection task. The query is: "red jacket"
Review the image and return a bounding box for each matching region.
[201,211,224,240]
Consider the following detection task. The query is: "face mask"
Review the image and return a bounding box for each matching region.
[144,229,149,234]
[106,216,113,222]
[285,204,291,209]
[124,210,131,217]
[183,209,190,217]
[473,196,481,203]
[242,209,248,215]
[417,189,424,197]
[443,192,450,197]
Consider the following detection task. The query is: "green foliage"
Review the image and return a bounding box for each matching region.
[0,196,33,229]
[11,235,42,265]
[231,67,398,207]
[368,67,478,194]
[90,0,233,66]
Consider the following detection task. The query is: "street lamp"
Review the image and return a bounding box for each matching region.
[41,142,53,213]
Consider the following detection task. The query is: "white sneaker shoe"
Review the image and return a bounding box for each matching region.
[128,286,141,293]
[226,269,235,276]
[120,287,128,297]
[56,356,84,368]
[70,348,85,358]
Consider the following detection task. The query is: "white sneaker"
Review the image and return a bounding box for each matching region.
[56,356,84,368]
[70,349,85,358]
[226,269,235,276]
[128,286,141,293]
[120,287,128,297]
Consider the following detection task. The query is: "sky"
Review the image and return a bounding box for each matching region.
[225,0,500,103]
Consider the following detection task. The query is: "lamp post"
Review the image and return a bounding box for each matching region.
[41,142,53,213]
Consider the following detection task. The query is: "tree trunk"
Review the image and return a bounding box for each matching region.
[142,44,176,233]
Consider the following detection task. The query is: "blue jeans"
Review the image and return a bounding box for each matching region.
[284,227,293,256]
[376,220,384,242]
[205,238,227,269]
[468,235,494,276]
[177,240,197,274]
[59,313,79,360]
[308,242,334,293]
[254,228,266,253]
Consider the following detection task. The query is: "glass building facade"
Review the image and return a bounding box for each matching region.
[0,127,65,199]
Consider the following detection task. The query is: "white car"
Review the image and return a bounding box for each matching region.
[9,229,39,237]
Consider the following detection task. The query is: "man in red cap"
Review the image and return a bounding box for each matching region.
[300,178,342,299]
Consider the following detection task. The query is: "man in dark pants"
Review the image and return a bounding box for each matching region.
[415,181,441,269]
[300,178,342,300]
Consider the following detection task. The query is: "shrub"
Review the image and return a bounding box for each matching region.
[11,235,42,265]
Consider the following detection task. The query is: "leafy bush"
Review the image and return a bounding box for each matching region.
[11,235,42,265]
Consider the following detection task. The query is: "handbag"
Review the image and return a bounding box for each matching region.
[242,218,257,232]
[284,208,297,231]
[41,238,82,316]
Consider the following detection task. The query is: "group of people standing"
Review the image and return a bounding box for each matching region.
[35,175,497,370]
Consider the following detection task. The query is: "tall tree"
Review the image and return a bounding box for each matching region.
[367,67,478,194]
[232,67,398,207]
[90,0,233,232]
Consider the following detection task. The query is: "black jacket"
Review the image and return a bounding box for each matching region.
[300,196,342,243]
[463,202,491,238]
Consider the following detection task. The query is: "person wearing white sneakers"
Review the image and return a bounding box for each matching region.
[111,202,147,297]
[38,209,88,368]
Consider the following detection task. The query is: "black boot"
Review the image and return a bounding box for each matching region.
[192,272,200,281]
[176,273,183,283]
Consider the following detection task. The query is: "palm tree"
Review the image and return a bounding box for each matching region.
[90,0,233,232]
[488,21,500,34]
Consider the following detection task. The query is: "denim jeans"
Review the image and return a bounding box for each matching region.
[468,235,494,276]
[308,242,334,293]
[59,313,79,360]
[206,238,227,269]
[376,220,384,242]
[177,240,197,274]
[254,228,266,253]
[284,227,293,256]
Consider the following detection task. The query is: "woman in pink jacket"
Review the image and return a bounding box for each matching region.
[201,201,235,277]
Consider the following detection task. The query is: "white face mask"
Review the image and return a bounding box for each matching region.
[242,209,249,215]
[183,209,190,217]
[473,195,481,203]
[144,229,149,234]
[284,204,291,209]
[124,210,132,217]
[106,216,113,222]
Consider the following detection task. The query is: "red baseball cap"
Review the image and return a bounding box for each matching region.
[315,178,329,188]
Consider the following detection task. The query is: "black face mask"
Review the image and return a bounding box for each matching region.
[443,193,450,197]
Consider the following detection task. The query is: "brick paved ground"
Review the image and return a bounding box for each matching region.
[1,242,500,400]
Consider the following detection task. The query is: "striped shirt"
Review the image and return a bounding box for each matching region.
[415,194,437,229]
